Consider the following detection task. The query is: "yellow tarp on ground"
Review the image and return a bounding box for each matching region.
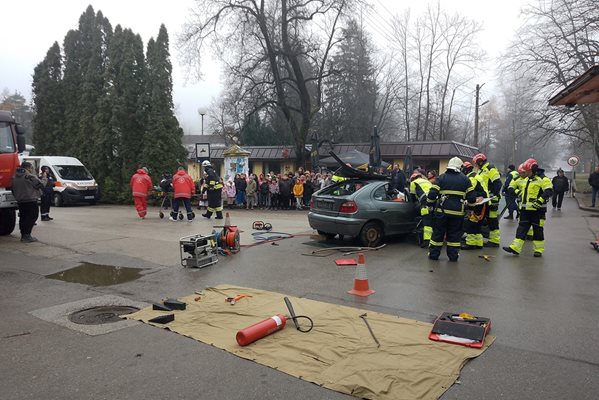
[125,285,494,400]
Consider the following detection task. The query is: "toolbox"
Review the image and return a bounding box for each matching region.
[179,233,218,268]
[428,312,491,348]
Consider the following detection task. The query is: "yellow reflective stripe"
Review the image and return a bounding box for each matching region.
[465,186,473,193]
[447,242,461,247]
[440,190,465,196]
[429,240,443,246]
[431,184,440,191]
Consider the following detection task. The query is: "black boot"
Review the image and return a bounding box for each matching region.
[21,234,38,243]
[215,211,223,219]
[202,211,213,219]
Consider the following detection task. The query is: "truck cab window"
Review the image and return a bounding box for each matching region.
[0,123,16,153]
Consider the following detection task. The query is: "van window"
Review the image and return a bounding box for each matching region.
[54,165,93,180]
[0,122,16,153]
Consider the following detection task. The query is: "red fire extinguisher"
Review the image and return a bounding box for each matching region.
[236,314,287,346]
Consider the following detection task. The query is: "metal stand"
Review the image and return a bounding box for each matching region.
[179,233,218,268]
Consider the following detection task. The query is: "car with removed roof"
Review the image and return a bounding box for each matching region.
[308,178,419,247]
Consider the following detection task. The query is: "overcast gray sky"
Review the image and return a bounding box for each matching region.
[1,0,527,133]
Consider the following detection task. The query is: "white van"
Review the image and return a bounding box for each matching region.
[20,156,99,206]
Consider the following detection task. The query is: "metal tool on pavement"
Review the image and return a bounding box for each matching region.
[478,255,495,262]
[225,294,251,305]
[359,313,380,348]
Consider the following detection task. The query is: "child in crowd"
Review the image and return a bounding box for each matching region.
[225,179,236,209]
[293,177,305,210]
[269,177,279,210]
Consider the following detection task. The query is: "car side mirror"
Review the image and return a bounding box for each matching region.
[16,133,26,153]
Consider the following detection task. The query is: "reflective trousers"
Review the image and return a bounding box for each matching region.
[429,214,463,260]
[509,209,544,254]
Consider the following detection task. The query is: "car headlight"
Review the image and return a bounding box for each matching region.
[64,182,79,189]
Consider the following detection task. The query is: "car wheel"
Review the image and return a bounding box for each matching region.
[359,221,384,247]
[53,193,64,207]
[317,230,336,240]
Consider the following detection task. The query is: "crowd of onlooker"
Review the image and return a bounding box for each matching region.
[196,167,334,210]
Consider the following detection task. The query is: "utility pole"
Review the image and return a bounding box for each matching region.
[474,83,488,149]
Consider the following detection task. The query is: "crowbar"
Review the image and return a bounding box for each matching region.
[359,313,380,348]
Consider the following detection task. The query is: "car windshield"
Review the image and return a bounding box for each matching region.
[0,122,16,154]
[54,165,93,180]
[319,180,370,196]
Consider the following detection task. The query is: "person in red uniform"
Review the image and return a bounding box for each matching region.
[171,166,195,222]
[130,167,153,219]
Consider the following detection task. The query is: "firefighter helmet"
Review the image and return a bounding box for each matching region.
[472,153,487,164]
[462,161,473,174]
[201,160,212,168]
[524,158,538,171]
[447,157,464,172]
[517,163,527,174]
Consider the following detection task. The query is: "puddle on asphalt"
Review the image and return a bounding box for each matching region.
[46,263,144,286]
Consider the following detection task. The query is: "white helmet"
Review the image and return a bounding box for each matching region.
[201,160,211,167]
[447,157,463,172]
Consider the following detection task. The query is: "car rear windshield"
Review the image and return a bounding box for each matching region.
[319,180,370,196]
[54,165,93,180]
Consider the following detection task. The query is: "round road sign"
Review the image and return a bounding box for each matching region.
[567,156,580,167]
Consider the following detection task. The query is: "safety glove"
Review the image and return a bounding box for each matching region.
[532,199,544,210]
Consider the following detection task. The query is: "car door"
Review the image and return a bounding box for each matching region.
[370,182,418,234]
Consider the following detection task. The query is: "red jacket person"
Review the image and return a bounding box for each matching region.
[171,166,195,222]
[130,167,153,218]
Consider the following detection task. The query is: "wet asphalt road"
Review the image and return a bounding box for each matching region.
[1,197,598,400]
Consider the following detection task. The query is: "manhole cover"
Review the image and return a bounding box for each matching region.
[68,306,139,325]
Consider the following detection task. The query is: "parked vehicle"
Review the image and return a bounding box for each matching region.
[0,111,26,235]
[20,156,99,206]
[308,178,419,247]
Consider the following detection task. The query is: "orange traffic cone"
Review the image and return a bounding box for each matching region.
[348,253,375,297]
[224,212,231,227]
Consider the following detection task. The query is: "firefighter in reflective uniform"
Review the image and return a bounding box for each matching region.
[461,161,486,250]
[525,161,552,240]
[503,159,553,257]
[409,171,433,247]
[502,165,520,220]
[201,160,224,220]
[426,157,477,261]
[473,153,502,247]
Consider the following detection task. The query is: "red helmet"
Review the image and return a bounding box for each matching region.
[463,161,473,169]
[473,153,487,164]
[410,171,423,181]
[524,158,538,171]
[517,163,527,173]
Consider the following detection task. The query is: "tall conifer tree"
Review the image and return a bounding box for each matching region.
[142,25,186,176]
[32,42,64,154]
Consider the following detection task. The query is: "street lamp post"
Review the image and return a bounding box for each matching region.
[474,83,488,149]
[197,107,207,135]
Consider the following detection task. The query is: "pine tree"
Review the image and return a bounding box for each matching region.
[323,20,377,142]
[142,25,186,177]
[32,42,64,154]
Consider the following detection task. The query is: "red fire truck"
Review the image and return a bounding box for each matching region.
[0,110,26,235]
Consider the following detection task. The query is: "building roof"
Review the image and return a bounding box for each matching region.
[205,140,478,160]
[211,146,297,160]
[548,65,599,106]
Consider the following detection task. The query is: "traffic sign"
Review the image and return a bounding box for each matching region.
[567,155,580,167]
